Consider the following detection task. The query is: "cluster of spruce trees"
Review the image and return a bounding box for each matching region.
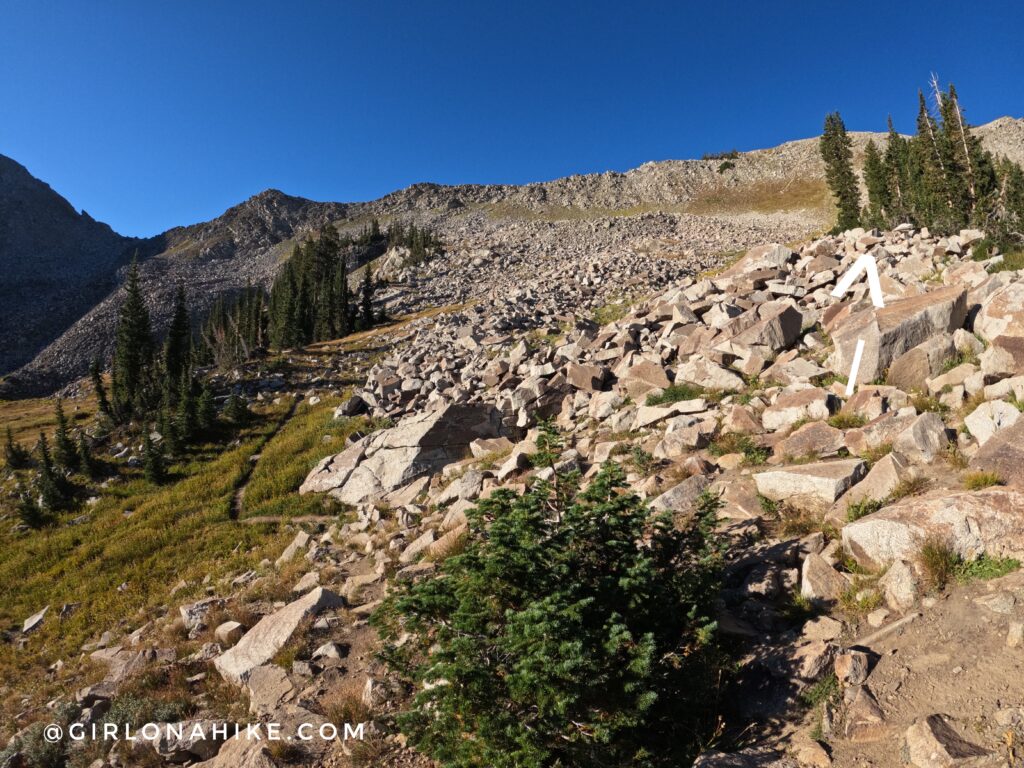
[4,399,97,528]
[5,262,251,527]
[821,81,1024,246]
[104,264,218,454]
[268,224,370,349]
[199,286,267,369]
[202,219,442,361]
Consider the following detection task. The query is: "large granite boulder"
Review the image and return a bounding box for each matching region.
[969,419,1024,486]
[214,587,344,685]
[842,488,1024,571]
[301,403,504,505]
[753,459,866,513]
[830,285,967,385]
[975,282,1024,342]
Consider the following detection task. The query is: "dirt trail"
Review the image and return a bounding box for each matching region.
[229,395,299,520]
[828,571,1024,767]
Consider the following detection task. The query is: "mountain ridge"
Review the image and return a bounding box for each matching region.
[3,115,1023,396]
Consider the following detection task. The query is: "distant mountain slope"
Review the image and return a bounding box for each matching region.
[3,116,1022,396]
[1,189,350,395]
[0,155,136,374]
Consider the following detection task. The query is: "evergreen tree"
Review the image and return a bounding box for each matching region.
[163,284,192,388]
[175,375,197,444]
[862,139,889,229]
[200,286,267,367]
[1003,159,1024,223]
[90,358,112,418]
[77,433,98,479]
[909,90,951,228]
[883,116,911,224]
[842,82,1024,248]
[268,221,439,347]
[941,83,997,226]
[360,265,375,330]
[820,112,861,232]
[143,432,166,484]
[3,426,30,469]
[36,433,69,511]
[373,458,725,767]
[111,258,155,420]
[224,392,250,426]
[333,253,351,337]
[197,382,216,432]
[16,485,46,529]
[159,404,181,455]
[52,399,79,470]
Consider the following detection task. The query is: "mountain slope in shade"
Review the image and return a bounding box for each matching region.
[0,188,351,396]
[0,155,137,374]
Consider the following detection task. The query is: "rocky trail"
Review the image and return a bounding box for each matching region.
[11,221,1024,768]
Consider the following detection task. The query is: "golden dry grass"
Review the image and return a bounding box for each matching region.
[0,391,96,450]
[683,178,831,216]
[0,402,297,728]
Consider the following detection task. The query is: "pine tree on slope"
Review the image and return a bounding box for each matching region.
[862,139,889,229]
[820,112,861,232]
[111,258,155,420]
[52,398,79,470]
[164,284,192,391]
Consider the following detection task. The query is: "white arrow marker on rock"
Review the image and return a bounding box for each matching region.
[830,252,885,395]
[844,339,865,397]
[831,252,885,309]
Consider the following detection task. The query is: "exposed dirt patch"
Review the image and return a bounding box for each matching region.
[828,570,1024,767]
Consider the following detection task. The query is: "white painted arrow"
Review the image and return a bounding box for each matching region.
[845,339,865,397]
[829,253,885,395]
[831,252,885,309]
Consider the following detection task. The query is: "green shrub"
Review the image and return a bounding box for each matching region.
[708,433,769,465]
[827,412,867,429]
[106,694,187,726]
[910,393,948,414]
[373,463,725,767]
[645,383,705,406]
[845,497,885,523]
[628,445,657,476]
[800,673,839,708]
[956,555,1020,583]
[990,251,1024,273]
[963,470,1003,490]
[971,238,995,261]
[941,349,979,372]
[225,392,251,425]
[889,475,929,501]
[918,537,1019,591]
[0,720,68,768]
[859,442,893,466]
[702,150,739,161]
[918,536,959,591]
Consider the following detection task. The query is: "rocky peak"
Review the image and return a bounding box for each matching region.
[0,153,134,376]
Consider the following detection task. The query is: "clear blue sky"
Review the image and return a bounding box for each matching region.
[3,1,1023,237]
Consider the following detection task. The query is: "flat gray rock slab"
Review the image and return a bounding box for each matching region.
[214,587,344,685]
[754,459,866,512]
[842,488,1024,571]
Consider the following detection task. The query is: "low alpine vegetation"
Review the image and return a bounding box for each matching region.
[708,433,769,466]
[917,537,1019,591]
[374,441,726,767]
[645,382,705,406]
[963,470,1003,490]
